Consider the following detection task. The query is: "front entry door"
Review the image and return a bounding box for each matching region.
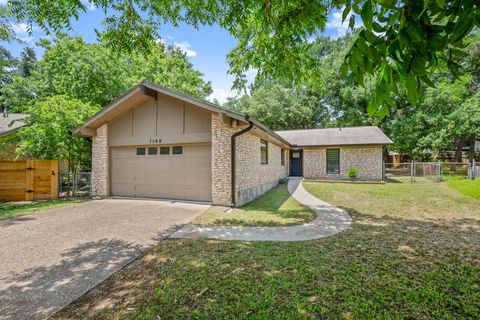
[289,150,303,176]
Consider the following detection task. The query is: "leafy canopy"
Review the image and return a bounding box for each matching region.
[6,0,480,115]
[15,95,97,168]
[1,36,212,111]
[226,82,328,130]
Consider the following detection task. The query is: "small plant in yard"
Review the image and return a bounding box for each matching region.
[279,177,288,184]
[346,167,359,180]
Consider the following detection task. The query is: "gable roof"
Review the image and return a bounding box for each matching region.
[73,80,291,146]
[276,126,393,147]
[0,113,27,138]
[74,80,393,147]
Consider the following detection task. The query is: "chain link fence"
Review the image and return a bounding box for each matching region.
[59,171,91,197]
[384,161,477,183]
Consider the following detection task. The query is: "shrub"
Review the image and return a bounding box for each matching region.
[346,167,359,180]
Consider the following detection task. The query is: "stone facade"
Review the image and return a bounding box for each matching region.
[211,113,240,206]
[303,146,384,181]
[91,123,109,198]
[235,132,288,206]
[211,113,288,206]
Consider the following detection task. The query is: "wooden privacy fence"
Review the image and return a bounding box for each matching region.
[0,160,58,202]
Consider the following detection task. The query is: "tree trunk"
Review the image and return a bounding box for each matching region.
[451,139,464,171]
[468,135,475,164]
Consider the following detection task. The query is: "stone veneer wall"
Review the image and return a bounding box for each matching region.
[91,123,109,198]
[235,132,288,206]
[304,146,384,181]
[211,114,240,206]
[211,113,288,206]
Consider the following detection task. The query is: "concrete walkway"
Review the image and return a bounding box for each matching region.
[171,177,352,241]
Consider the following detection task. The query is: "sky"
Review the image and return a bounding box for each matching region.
[2,3,356,104]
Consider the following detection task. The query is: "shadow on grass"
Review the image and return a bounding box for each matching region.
[385,177,405,183]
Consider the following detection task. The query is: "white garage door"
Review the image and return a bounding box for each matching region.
[111,144,211,201]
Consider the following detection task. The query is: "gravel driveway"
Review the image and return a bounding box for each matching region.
[0,198,209,320]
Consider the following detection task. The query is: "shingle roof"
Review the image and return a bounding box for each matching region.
[0,113,27,136]
[276,126,393,147]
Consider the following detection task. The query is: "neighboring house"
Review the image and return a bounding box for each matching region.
[0,112,27,160]
[0,112,26,137]
[74,81,393,206]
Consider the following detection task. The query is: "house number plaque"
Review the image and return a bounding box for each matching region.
[148,138,162,144]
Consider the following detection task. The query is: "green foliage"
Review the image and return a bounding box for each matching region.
[7,1,480,112]
[346,167,359,180]
[15,96,98,170]
[225,82,326,130]
[386,76,480,158]
[2,36,212,111]
[17,47,37,77]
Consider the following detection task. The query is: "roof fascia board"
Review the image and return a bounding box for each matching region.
[297,143,393,148]
[82,85,142,128]
[0,126,23,138]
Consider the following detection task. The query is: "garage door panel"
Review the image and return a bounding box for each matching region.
[111,145,211,201]
[112,183,135,196]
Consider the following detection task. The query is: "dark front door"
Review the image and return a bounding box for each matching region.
[289,150,303,176]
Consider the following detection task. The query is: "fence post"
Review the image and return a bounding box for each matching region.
[410,160,414,183]
[437,161,442,183]
[89,172,93,197]
[470,159,476,180]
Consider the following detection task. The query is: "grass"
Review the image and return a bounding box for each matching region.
[56,180,480,319]
[0,198,89,220]
[445,178,480,200]
[193,183,316,226]
[303,177,480,221]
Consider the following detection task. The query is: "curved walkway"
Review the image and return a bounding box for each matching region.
[170,177,352,241]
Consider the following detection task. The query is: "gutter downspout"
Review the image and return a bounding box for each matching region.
[231,115,254,207]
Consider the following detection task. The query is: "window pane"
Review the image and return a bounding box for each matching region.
[148,147,157,155]
[326,149,340,174]
[136,147,145,155]
[281,149,285,166]
[172,146,183,154]
[160,146,170,155]
[260,139,268,164]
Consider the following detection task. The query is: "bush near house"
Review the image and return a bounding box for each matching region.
[346,167,359,180]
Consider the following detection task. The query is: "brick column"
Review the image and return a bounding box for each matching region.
[211,114,238,206]
[91,123,109,198]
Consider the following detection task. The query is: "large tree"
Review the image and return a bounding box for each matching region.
[226,82,328,130]
[0,46,15,110]
[14,95,98,194]
[17,47,37,77]
[6,0,480,113]
[1,36,212,111]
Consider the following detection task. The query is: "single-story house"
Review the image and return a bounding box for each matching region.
[74,81,393,206]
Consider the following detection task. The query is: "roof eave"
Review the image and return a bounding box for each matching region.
[294,142,394,148]
[0,126,24,138]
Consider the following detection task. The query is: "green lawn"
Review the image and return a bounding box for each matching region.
[0,198,89,220]
[193,184,316,226]
[56,180,480,319]
[445,178,480,200]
